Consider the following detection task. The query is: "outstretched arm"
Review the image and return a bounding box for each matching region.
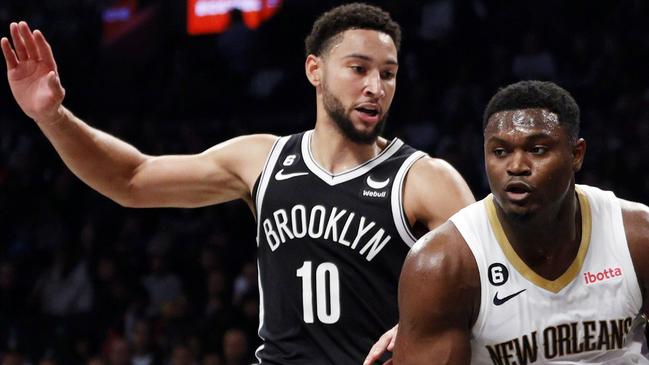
[393,222,479,365]
[2,22,276,208]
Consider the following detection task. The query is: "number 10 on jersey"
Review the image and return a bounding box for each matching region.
[296,261,341,324]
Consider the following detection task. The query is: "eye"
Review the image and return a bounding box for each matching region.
[381,70,396,80]
[350,65,366,74]
[493,148,507,157]
[530,146,548,155]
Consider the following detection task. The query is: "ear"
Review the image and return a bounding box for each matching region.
[305,54,322,87]
[572,138,587,172]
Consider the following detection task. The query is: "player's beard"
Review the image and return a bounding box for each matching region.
[322,82,387,145]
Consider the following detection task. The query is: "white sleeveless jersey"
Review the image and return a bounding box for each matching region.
[450,184,648,365]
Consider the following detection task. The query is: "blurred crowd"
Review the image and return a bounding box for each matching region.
[1,0,649,364]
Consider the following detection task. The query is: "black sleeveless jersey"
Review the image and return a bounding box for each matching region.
[252,130,425,365]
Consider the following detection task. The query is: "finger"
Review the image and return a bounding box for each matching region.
[9,22,28,61]
[387,331,397,351]
[363,350,379,365]
[363,343,386,365]
[33,30,56,72]
[18,21,40,61]
[47,71,65,100]
[1,37,18,69]
[383,359,393,365]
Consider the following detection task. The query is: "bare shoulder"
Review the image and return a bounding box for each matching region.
[620,199,649,312]
[400,220,480,326]
[403,220,479,299]
[403,156,475,230]
[395,220,479,363]
[408,156,465,184]
[205,133,279,159]
[203,133,279,184]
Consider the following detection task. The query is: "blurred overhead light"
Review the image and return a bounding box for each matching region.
[187,0,282,35]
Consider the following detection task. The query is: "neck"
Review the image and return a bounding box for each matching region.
[311,118,386,174]
[496,184,582,279]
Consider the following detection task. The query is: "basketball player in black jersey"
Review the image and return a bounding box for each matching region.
[2,4,474,364]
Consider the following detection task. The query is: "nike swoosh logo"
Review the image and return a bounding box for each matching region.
[275,169,309,181]
[366,175,390,189]
[493,289,526,306]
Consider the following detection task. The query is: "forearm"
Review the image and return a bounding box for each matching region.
[37,106,147,205]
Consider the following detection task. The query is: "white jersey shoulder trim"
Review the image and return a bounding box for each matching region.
[390,151,427,247]
[576,184,643,310]
[449,198,492,335]
[253,136,290,364]
[255,136,291,246]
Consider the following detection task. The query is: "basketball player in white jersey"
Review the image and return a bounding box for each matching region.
[2,4,474,364]
[390,80,649,364]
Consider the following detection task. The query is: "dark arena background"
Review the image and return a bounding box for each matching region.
[1,1,649,364]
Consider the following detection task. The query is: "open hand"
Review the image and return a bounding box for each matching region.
[2,21,65,124]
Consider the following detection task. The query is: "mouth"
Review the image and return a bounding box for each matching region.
[354,103,381,123]
[504,181,532,202]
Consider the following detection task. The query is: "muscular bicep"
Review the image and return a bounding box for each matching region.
[393,223,478,365]
[395,282,471,365]
[127,134,277,208]
[404,157,475,231]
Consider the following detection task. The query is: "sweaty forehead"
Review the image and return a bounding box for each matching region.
[486,108,560,135]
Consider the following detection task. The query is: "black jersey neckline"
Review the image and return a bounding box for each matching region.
[301,130,404,186]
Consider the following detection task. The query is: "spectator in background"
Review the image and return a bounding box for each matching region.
[127,319,161,365]
[141,245,183,319]
[0,261,23,320]
[38,358,58,365]
[106,338,131,365]
[204,269,227,317]
[221,329,249,365]
[168,343,195,365]
[215,9,257,76]
[87,356,107,365]
[72,337,94,365]
[1,350,25,365]
[184,244,224,318]
[418,0,454,41]
[93,253,133,334]
[237,293,261,350]
[201,353,221,365]
[33,242,93,316]
[196,268,232,360]
[512,32,557,80]
[231,261,255,306]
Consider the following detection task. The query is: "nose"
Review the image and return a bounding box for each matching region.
[363,70,385,98]
[507,151,531,176]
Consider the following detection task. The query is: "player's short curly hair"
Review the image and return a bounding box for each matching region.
[483,80,581,140]
[304,3,401,57]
